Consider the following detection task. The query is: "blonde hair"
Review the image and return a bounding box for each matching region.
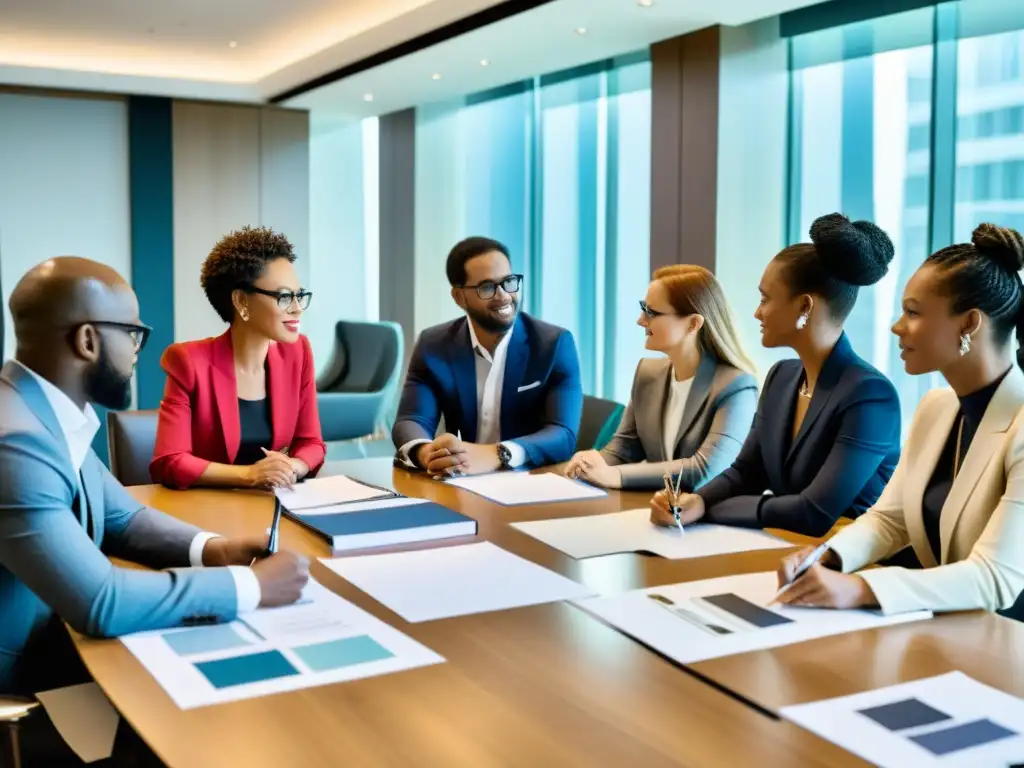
[653,265,756,376]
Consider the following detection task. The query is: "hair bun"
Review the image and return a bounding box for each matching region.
[809,212,894,287]
[972,223,1024,274]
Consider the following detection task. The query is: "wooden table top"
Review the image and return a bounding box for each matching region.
[70,458,871,768]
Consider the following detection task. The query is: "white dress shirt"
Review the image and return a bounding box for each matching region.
[662,372,693,460]
[399,317,525,468]
[15,362,261,612]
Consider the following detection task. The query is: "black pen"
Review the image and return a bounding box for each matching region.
[266,498,282,556]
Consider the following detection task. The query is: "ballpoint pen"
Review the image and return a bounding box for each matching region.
[251,499,283,566]
[769,542,830,604]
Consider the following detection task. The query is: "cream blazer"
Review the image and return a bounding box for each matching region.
[828,366,1024,615]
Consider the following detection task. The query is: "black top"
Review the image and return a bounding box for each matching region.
[235,397,273,466]
[922,369,1010,562]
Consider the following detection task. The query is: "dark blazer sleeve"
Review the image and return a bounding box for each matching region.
[391,334,442,451]
[289,336,326,476]
[150,344,209,489]
[515,330,583,466]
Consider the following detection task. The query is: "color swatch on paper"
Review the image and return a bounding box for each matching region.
[162,624,251,656]
[293,636,394,672]
[194,650,299,689]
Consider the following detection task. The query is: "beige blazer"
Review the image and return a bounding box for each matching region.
[828,366,1024,615]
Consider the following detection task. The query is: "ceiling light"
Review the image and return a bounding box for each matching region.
[479,59,490,67]
[228,41,238,48]
[575,27,587,35]
[431,73,442,80]
[637,0,654,6]
[363,93,374,102]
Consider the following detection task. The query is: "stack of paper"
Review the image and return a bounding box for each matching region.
[512,508,792,560]
[781,672,1024,767]
[275,474,393,510]
[573,571,932,664]
[321,541,594,622]
[446,472,606,506]
[120,579,443,709]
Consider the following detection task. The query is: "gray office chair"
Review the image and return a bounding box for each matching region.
[316,321,404,443]
[0,696,39,768]
[576,396,625,453]
[107,409,159,486]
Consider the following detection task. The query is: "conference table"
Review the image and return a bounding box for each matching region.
[70,458,1024,767]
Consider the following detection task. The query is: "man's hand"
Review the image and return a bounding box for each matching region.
[416,434,502,476]
[202,535,268,567]
[250,552,310,607]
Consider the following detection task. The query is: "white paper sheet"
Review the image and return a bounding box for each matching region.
[446,472,606,505]
[294,496,429,517]
[573,571,932,664]
[120,579,443,709]
[512,508,792,560]
[781,672,1024,767]
[35,683,119,763]
[275,474,392,510]
[321,541,595,622]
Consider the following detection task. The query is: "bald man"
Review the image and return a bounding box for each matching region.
[0,257,309,700]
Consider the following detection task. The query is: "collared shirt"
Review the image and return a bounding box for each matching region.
[14,361,260,612]
[399,317,525,468]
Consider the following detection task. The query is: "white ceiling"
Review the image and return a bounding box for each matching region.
[0,0,821,106]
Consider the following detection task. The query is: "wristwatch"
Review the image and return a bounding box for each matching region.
[497,443,512,470]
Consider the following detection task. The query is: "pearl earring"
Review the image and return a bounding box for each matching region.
[240,311,250,322]
[959,333,972,356]
[796,313,809,330]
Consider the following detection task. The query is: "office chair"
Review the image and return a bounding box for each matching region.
[0,696,39,768]
[106,409,160,486]
[316,321,404,443]
[576,396,625,453]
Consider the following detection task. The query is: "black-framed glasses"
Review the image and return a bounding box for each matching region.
[639,300,676,320]
[242,285,312,310]
[461,274,523,300]
[88,321,152,353]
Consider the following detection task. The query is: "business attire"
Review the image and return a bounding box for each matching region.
[696,333,901,537]
[151,330,326,489]
[600,353,757,490]
[393,313,582,468]
[0,360,258,695]
[827,366,1024,615]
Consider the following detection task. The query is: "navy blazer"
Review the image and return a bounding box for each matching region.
[392,313,583,466]
[696,334,901,537]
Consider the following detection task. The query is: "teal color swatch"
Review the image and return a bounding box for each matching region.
[195,650,299,689]
[293,635,394,672]
[162,624,250,656]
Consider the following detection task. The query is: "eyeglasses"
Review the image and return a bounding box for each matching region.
[242,285,313,310]
[639,300,676,320]
[461,274,523,300]
[88,321,152,353]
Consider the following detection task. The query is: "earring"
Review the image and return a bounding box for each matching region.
[240,311,250,322]
[959,333,972,356]
[796,313,809,330]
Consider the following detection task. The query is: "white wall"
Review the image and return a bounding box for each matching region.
[0,91,131,359]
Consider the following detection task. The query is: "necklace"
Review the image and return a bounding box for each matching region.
[953,416,965,477]
[799,380,813,399]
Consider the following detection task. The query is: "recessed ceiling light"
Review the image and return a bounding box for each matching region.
[431,73,442,80]
[637,0,654,7]
[575,27,587,35]
[363,93,374,102]
[479,59,490,67]
[228,41,238,48]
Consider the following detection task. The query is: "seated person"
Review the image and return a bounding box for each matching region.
[650,213,901,537]
[151,226,326,490]
[0,257,307,761]
[565,265,757,490]
[393,236,582,475]
[775,224,1024,616]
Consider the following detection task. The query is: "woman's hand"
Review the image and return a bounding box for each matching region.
[245,452,297,489]
[566,451,621,489]
[650,491,705,526]
[774,562,877,610]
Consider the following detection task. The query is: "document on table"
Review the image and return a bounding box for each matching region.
[781,672,1024,767]
[275,474,393,510]
[446,472,606,505]
[120,579,443,709]
[321,541,594,622]
[573,571,931,664]
[512,508,792,560]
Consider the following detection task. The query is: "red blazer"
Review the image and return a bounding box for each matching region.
[151,331,326,489]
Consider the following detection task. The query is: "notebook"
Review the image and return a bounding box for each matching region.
[283,497,477,553]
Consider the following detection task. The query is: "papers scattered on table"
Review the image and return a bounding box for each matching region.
[512,508,792,560]
[781,672,1024,767]
[120,579,442,709]
[35,683,119,763]
[446,472,606,506]
[321,541,594,622]
[276,474,393,510]
[573,571,931,664]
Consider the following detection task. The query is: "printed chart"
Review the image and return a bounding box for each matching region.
[121,579,443,709]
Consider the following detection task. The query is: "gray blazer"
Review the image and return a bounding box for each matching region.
[601,354,757,491]
[0,362,238,694]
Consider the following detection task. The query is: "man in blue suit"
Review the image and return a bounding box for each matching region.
[393,237,582,475]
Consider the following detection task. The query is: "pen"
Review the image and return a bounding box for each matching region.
[770,542,830,604]
[662,474,685,535]
[266,499,282,556]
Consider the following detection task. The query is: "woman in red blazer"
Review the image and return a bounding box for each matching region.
[151,226,326,489]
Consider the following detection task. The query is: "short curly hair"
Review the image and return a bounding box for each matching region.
[201,226,296,323]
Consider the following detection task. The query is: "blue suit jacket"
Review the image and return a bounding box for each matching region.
[696,334,901,537]
[0,362,238,694]
[392,314,583,466]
